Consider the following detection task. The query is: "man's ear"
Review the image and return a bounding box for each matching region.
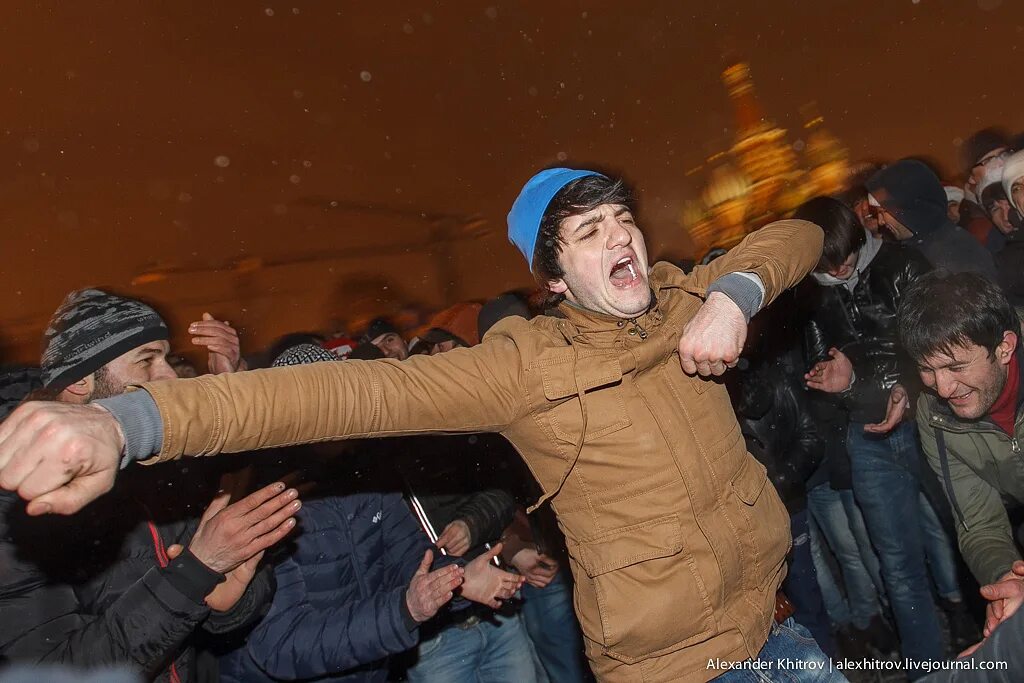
[548,278,568,295]
[998,330,1018,365]
[60,374,94,402]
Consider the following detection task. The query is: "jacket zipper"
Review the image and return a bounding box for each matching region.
[932,412,1024,456]
[626,317,648,339]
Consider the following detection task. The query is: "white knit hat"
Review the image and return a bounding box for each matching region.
[943,185,964,204]
[976,157,1007,203]
[1002,149,1024,214]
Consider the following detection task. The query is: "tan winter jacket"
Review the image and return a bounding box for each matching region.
[139,219,823,682]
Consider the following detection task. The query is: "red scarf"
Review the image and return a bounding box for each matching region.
[989,353,1020,435]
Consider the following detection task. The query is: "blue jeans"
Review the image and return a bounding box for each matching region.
[784,510,836,659]
[405,610,541,683]
[713,618,847,682]
[520,570,592,682]
[806,484,884,629]
[848,421,944,674]
[919,491,962,601]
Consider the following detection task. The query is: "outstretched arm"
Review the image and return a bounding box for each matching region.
[0,335,528,515]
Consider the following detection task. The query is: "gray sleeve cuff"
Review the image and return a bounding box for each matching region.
[706,272,765,323]
[94,391,164,468]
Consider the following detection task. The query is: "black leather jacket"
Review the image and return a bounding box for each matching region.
[729,347,824,513]
[803,241,932,423]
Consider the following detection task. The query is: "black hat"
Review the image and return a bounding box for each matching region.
[962,128,1010,173]
[359,318,400,345]
[477,293,532,337]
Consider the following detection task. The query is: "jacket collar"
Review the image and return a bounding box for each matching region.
[555,263,675,340]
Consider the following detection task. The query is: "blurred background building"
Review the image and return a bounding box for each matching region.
[683,62,850,258]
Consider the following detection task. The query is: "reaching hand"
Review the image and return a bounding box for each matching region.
[405,550,464,623]
[678,292,746,377]
[981,561,1024,638]
[0,402,124,515]
[188,480,299,574]
[509,547,558,589]
[864,385,910,434]
[804,347,854,394]
[436,519,472,557]
[190,313,243,374]
[460,543,525,608]
[166,543,265,612]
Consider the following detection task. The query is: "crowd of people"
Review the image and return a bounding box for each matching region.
[1,127,1024,683]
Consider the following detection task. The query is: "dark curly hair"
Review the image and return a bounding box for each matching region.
[532,175,635,307]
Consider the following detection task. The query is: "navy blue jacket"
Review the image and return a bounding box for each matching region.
[219,491,438,683]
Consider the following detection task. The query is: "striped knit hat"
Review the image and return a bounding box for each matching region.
[41,289,168,390]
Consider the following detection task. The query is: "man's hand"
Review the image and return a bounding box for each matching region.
[188,481,299,574]
[804,347,854,394]
[436,519,472,557]
[0,402,124,515]
[864,385,910,434]
[981,561,1024,637]
[509,547,558,589]
[678,292,746,377]
[405,550,464,623]
[460,543,525,608]
[166,543,265,612]
[190,313,243,374]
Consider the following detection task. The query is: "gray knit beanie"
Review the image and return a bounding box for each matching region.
[41,289,169,390]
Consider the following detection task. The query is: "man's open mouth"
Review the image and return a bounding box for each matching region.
[609,256,640,288]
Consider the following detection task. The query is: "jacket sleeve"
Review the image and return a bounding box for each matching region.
[0,554,212,677]
[244,557,418,679]
[201,562,276,635]
[452,488,517,547]
[140,333,530,464]
[918,415,1022,585]
[683,219,823,308]
[787,383,826,485]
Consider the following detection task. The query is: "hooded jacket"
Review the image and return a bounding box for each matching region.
[867,160,997,281]
[131,221,822,682]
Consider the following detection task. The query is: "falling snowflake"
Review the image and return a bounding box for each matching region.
[360,70,372,82]
[214,155,230,167]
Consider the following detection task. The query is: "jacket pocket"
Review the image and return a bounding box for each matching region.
[568,514,714,664]
[728,456,792,590]
[540,355,632,444]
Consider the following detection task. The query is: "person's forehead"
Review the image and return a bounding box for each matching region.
[922,342,984,368]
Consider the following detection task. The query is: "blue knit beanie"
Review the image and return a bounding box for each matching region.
[507,168,604,270]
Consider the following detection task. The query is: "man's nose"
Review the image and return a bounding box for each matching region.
[606,219,631,249]
[935,373,957,398]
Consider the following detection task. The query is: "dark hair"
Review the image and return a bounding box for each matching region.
[898,271,1019,362]
[532,175,635,306]
[793,196,867,273]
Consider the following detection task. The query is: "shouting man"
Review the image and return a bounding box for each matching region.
[0,169,829,682]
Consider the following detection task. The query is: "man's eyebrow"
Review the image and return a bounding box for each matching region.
[613,206,631,217]
[572,213,604,234]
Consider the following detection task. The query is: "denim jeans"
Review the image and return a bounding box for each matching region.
[784,510,836,658]
[919,491,963,601]
[405,609,541,683]
[847,421,944,674]
[520,570,593,682]
[806,484,884,630]
[713,618,847,682]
